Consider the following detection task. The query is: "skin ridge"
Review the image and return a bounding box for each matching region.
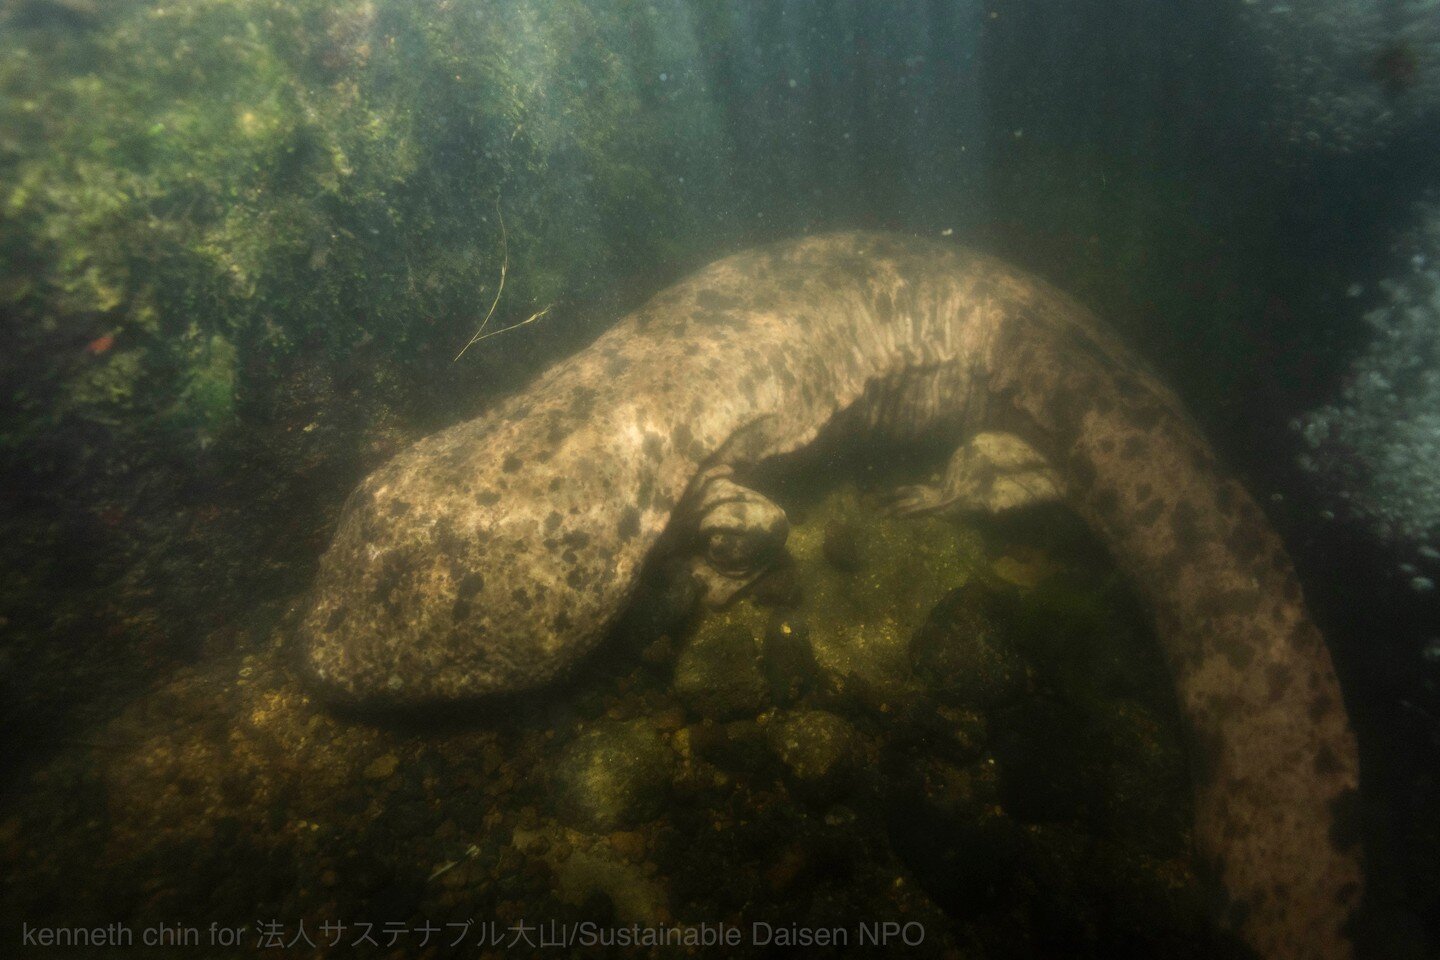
[301,232,1362,958]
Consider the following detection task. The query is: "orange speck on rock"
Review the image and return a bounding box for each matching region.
[86,335,116,355]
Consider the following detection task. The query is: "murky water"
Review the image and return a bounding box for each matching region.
[2,1,1438,957]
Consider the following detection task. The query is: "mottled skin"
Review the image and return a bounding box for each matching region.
[301,233,1362,959]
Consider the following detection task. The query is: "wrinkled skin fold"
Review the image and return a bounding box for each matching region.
[301,233,1363,959]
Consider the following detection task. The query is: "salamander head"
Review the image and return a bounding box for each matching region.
[298,418,662,706]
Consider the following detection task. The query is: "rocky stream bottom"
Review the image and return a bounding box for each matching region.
[0,483,1251,958]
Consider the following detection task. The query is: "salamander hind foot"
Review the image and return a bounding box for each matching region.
[885,432,1064,518]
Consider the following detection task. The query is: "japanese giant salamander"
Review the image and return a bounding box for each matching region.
[300,233,1362,959]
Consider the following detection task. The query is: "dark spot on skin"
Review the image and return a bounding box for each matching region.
[1128,405,1163,431]
[1170,501,1202,549]
[1216,633,1256,671]
[502,454,523,473]
[1068,457,1097,492]
[562,531,591,549]
[452,599,470,621]
[387,499,411,516]
[477,490,501,506]
[1121,436,1146,459]
[769,355,798,389]
[434,519,465,555]
[672,423,694,457]
[545,512,562,533]
[739,374,757,404]
[325,609,346,632]
[566,568,586,589]
[1134,498,1165,527]
[696,289,743,314]
[457,573,485,598]
[873,290,894,323]
[562,549,577,564]
[1045,385,1080,426]
[643,433,664,460]
[511,588,532,610]
[553,610,572,633]
[1314,744,1343,776]
[1097,437,1115,454]
[1229,526,1267,566]
[1328,788,1362,851]
[1093,488,1120,516]
[829,253,874,282]
[1202,588,1262,620]
[1266,663,1292,702]
[605,355,630,377]
[1154,550,1187,585]
[569,386,597,417]
[1310,692,1337,722]
[617,506,641,541]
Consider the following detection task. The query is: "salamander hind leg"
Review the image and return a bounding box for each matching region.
[886,431,1064,517]
[678,473,790,606]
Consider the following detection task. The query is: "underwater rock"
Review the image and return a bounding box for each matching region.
[673,622,770,720]
[780,487,981,701]
[991,697,1092,824]
[765,709,868,806]
[553,721,674,832]
[761,614,818,704]
[513,824,670,926]
[911,581,1029,710]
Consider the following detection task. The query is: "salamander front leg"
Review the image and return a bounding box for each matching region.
[885,431,1064,517]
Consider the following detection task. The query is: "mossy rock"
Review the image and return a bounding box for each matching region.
[673,621,769,720]
[761,614,818,704]
[553,720,673,832]
[781,487,984,699]
[911,580,1030,710]
[765,709,868,806]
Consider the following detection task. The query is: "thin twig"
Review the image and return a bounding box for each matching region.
[454,198,509,361]
[463,304,552,345]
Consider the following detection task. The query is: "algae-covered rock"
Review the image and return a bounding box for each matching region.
[781,487,984,699]
[765,709,868,805]
[554,720,673,832]
[513,823,670,925]
[911,580,1030,710]
[673,621,770,720]
[761,614,818,704]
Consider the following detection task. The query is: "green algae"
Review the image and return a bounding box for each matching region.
[1,0,729,471]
